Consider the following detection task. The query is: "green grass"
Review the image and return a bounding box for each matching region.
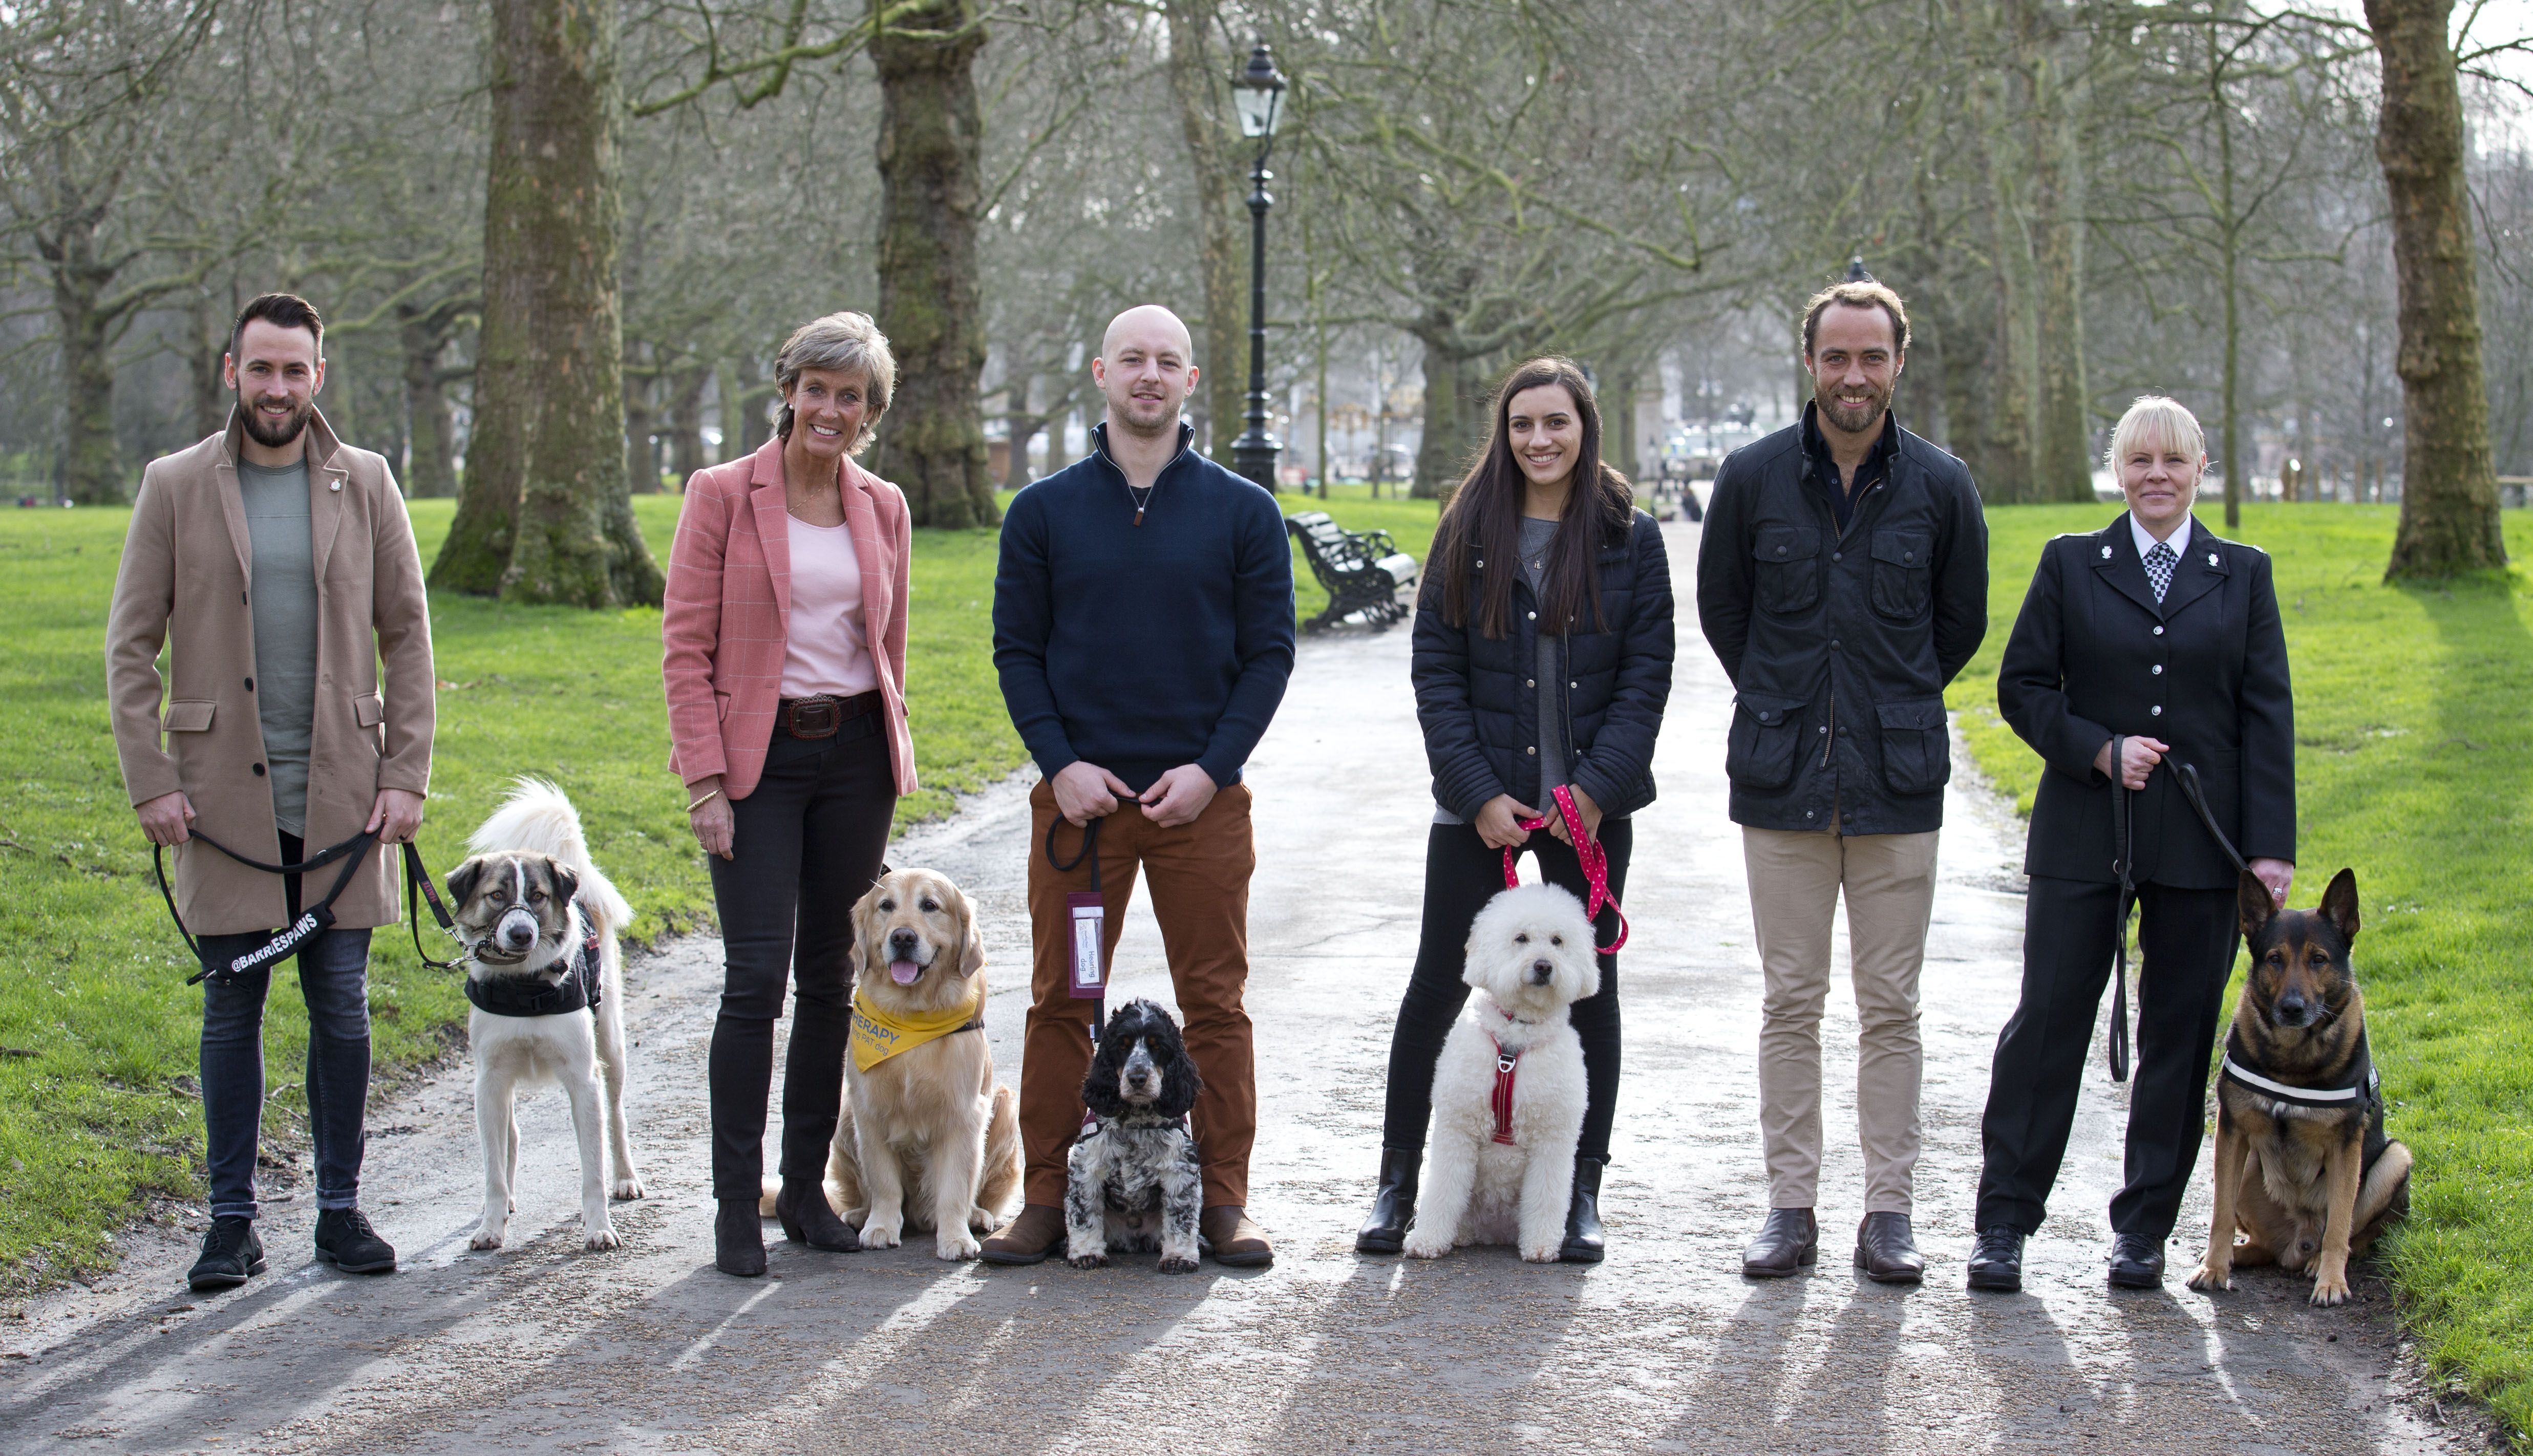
[1950,503,2533,1436]
[0,486,1434,1294]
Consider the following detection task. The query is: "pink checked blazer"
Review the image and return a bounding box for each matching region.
[662,439,917,801]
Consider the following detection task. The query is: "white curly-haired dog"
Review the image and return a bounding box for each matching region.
[1403,882,1601,1263]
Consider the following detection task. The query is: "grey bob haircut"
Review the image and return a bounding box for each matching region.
[774,311,896,453]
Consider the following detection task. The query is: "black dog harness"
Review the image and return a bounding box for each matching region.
[2221,1024,2394,1174]
[465,919,605,1018]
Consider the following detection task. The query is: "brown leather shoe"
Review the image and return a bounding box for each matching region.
[1853,1211,1925,1284]
[1200,1205,1273,1268]
[978,1204,1066,1266]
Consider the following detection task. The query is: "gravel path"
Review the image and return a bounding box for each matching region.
[0,521,2479,1453]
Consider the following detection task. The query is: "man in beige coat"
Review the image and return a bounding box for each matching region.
[107,293,435,1292]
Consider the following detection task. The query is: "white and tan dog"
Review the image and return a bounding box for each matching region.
[765,869,1020,1260]
[448,779,641,1252]
[1404,883,1601,1263]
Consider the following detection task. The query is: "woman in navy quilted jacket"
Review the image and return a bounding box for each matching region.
[1355,356,1676,1262]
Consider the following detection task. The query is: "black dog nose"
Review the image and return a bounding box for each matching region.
[502,922,536,948]
[1530,958,1555,984]
[2274,994,2311,1026]
[889,929,919,953]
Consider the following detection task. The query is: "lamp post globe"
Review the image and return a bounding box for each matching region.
[1230,44,1286,490]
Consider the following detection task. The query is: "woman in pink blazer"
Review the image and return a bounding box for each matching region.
[662,312,918,1277]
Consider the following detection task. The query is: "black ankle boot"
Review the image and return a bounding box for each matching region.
[716,1198,767,1277]
[1560,1157,1607,1263]
[1354,1146,1421,1254]
[774,1178,860,1253]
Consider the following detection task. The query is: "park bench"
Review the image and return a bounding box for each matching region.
[1285,511,1418,633]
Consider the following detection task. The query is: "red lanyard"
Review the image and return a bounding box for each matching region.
[1500,784,1628,954]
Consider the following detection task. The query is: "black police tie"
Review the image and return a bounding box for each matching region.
[2143,540,2177,604]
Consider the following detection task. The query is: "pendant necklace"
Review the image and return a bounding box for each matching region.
[1128,482,1155,526]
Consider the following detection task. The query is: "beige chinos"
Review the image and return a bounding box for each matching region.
[1744,824,1940,1216]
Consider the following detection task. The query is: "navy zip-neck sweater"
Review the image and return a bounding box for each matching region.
[992,422,1296,793]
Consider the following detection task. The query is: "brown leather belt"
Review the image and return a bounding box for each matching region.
[777,691,881,740]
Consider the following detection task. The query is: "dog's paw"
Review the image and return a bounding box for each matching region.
[859,1221,902,1251]
[611,1176,645,1201]
[469,1226,506,1251]
[967,1205,997,1233]
[1520,1241,1563,1264]
[1067,1251,1110,1270]
[2185,1260,2233,1293]
[935,1230,982,1261]
[585,1225,621,1252]
[1401,1233,1452,1260]
[2310,1271,2353,1307]
[1158,1255,1200,1275]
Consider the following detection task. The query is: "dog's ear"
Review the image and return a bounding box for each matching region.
[850,876,891,981]
[444,855,488,911]
[2318,867,2360,944]
[1157,1020,1203,1118]
[542,855,580,909]
[1079,1029,1127,1120]
[2237,868,2277,941]
[949,881,988,979]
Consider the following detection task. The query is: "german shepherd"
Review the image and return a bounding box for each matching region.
[2186,868,2412,1305]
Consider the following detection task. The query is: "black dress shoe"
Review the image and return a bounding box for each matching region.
[1967,1225,2025,1293]
[1853,1211,1923,1283]
[1560,1157,1607,1264]
[1741,1207,1818,1278]
[774,1178,861,1252]
[1355,1146,1421,1255]
[187,1216,266,1292]
[2108,1232,2165,1289]
[313,1208,397,1275]
[715,1198,768,1278]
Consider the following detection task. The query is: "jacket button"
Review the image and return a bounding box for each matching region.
[244,677,254,691]
[1819,726,1828,735]
[1830,639,1842,651]
[1759,711,1774,722]
[1805,809,1816,819]
[1569,681,1578,690]
[2153,626,2164,635]
[1476,560,1484,568]
[2152,665,2163,675]
[1903,552,1914,564]
[1776,545,1789,557]
[252,763,266,776]
[1526,746,1537,756]
[1526,679,1536,688]
[1527,611,1536,621]
[2151,705,2164,716]
[1832,551,1842,562]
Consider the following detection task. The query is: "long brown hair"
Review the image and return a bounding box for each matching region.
[1434,357,1635,638]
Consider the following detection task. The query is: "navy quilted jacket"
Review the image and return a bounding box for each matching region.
[1411,510,1676,821]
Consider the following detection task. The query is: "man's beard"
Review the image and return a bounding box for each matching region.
[1109,391,1181,436]
[1816,381,1891,436]
[238,392,312,449]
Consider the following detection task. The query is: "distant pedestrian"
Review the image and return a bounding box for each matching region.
[106,293,435,1292]
[1967,395,2295,1294]
[662,312,918,1277]
[982,304,1295,1269]
[1356,356,1674,1263]
[1695,280,1989,1283]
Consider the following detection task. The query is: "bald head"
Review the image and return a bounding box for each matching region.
[1093,304,1199,442]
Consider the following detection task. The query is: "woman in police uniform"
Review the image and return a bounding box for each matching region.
[1966,396,2295,1293]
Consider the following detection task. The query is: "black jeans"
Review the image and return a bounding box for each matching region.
[1974,874,2238,1241]
[1380,819,1631,1162]
[193,830,375,1221]
[706,721,897,1200]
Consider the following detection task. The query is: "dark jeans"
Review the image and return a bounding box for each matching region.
[706,720,897,1200]
[194,830,375,1221]
[1380,819,1631,1163]
[1974,874,2238,1241]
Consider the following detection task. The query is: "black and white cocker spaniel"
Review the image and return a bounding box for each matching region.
[1066,998,1204,1273]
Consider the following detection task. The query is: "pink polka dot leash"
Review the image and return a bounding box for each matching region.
[1500,784,1628,954]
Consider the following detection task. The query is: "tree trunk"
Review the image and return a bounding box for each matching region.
[1412,336,1479,501]
[624,366,657,496]
[435,0,661,606]
[870,0,997,529]
[1604,359,1643,485]
[190,294,231,441]
[2031,31,2095,503]
[44,203,124,505]
[399,307,459,498]
[1164,0,1245,465]
[666,365,709,487]
[2367,0,2508,575]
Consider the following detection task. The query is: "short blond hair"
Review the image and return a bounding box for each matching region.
[2105,395,2206,472]
[1801,280,1910,356]
[774,311,896,453]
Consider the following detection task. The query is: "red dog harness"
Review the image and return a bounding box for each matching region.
[1501,784,1629,953]
[1489,1037,1521,1145]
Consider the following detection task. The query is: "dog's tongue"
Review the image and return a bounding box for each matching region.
[889,959,921,986]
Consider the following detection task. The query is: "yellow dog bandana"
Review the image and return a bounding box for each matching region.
[849,980,985,1073]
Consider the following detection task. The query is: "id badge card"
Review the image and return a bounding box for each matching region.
[1066,892,1108,998]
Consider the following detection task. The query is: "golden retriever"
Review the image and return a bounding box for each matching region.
[778,868,1021,1260]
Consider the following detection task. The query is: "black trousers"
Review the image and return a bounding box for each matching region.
[706,720,897,1200]
[1974,873,2237,1241]
[1380,819,1630,1163]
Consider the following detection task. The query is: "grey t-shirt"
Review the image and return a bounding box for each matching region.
[237,461,319,834]
[1436,517,1570,827]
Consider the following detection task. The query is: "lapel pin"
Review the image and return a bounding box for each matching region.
[2206,552,2217,566]
[330,481,343,492]
[2101,545,2113,559]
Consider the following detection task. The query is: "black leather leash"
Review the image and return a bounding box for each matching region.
[1046,814,1106,1044]
[2103,747,2251,1082]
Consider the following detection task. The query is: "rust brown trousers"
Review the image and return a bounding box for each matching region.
[1021,778,1256,1209]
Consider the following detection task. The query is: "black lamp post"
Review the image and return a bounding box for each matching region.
[1229,44,1286,489]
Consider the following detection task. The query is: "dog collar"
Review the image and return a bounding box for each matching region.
[466,933,603,1019]
[2221,1027,2379,1112]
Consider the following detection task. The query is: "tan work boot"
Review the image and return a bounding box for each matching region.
[1200,1205,1273,1268]
[979,1204,1066,1266]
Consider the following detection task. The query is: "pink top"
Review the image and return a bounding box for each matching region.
[661,440,917,801]
[779,515,878,697]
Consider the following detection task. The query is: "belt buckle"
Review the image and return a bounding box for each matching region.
[790,697,841,739]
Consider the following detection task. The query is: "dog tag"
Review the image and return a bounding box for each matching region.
[1067,892,1108,998]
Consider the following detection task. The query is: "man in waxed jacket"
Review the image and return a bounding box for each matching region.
[1695,279,1987,1284]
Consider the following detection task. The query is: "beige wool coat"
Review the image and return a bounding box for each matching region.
[106,409,436,935]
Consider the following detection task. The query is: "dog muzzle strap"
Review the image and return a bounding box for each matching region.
[1501,785,1629,954]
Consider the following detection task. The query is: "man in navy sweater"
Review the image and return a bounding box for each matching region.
[981,305,1296,1268]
